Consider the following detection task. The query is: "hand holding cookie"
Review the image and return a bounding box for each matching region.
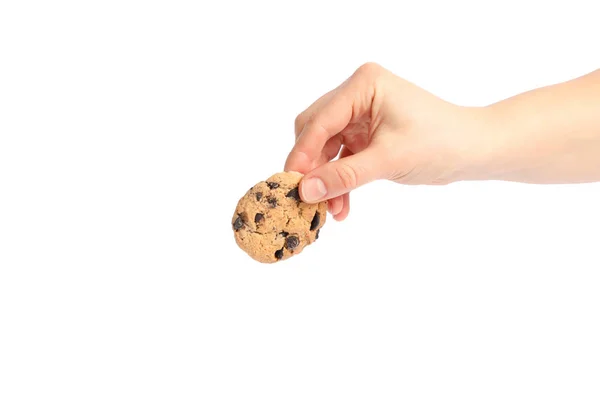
[284,62,487,221]
[234,64,600,262]
[232,63,484,262]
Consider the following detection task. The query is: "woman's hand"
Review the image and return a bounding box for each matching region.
[284,62,486,221]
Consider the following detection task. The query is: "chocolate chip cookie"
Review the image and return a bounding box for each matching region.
[231,171,327,263]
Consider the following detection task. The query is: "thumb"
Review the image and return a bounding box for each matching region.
[299,145,388,203]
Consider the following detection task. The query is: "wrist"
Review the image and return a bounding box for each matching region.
[449,105,510,182]
[457,101,568,184]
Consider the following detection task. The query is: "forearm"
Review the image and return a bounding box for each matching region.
[470,69,600,183]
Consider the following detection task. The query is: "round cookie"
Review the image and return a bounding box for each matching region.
[231,171,327,263]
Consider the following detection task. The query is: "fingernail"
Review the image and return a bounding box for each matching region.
[301,177,327,202]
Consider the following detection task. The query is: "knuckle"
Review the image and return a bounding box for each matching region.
[305,116,330,141]
[334,163,359,190]
[294,113,306,137]
[355,62,384,80]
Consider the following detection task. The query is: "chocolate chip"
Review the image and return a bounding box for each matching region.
[285,235,299,250]
[233,215,244,230]
[274,249,284,260]
[267,181,279,189]
[280,231,289,237]
[267,197,277,208]
[310,211,320,231]
[255,192,263,201]
[254,213,264,223]
[286,187,300,201]
[315,229,320,240]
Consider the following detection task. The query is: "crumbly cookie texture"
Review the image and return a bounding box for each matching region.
[232,171,327,263]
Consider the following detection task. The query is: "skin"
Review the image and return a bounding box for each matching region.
[284,63,600,221]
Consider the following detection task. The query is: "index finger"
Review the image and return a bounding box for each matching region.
[284,63,380,174]
[284,88,353,174]
[294,89,337,139]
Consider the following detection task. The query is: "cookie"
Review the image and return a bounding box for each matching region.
[231,171,327,263]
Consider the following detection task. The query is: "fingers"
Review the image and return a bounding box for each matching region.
[284,134,342,176]
[326,192,349,221]
[334,193,350,221]
[327,196,344,216]
[285,64,380,174]
[319,135,343,166]
[299,143,388,203]
[295,93,352,162]
[332,146,352,221]
[293,89,337,139]
[284,92,354,174]
[324,146,352,220]
[285,89,341,174]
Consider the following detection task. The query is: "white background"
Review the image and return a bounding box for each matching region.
[1,1,599,399]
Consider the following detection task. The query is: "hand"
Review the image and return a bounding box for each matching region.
[284,62,485,221]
